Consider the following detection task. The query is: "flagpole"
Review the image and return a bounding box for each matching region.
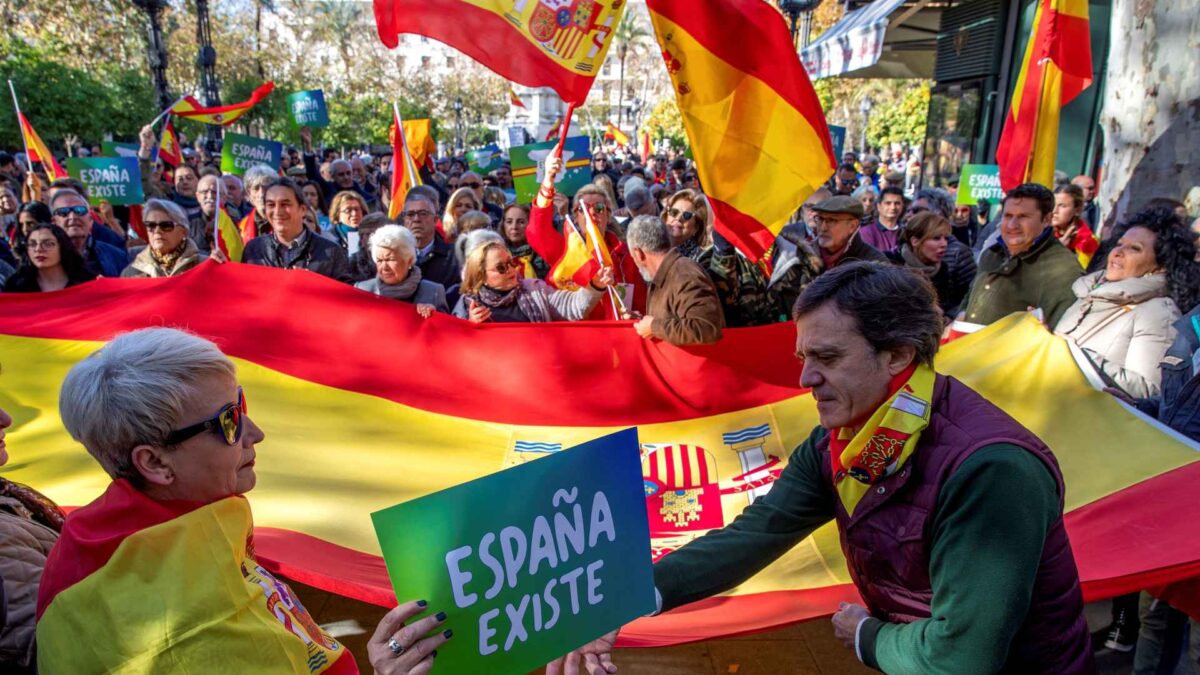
[7,80,32,162]
[148,96,186,129]
[552,102,577,159]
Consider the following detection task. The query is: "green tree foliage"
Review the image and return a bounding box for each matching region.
[865,81,931,150]
[642,98,687,151]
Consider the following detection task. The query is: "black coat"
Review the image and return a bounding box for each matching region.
[242,231,352,283]
[418,237,461,291]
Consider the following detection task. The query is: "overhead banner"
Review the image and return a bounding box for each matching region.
[65,157,144,206]
[373,429,655,674]
[800,0,905,79]
[287,89,329,128]
[510,136,590,204]
[220,132,282,176]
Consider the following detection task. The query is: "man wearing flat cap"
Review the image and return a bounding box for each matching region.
[810,195,889,270]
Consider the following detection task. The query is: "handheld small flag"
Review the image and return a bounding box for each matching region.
[388,103,422,220]
[156,117,181,167]
[9,81,67,181]
[215,181,245,263]
[171,82,275,126]
[604,121,630,146]
[509,86,526,109]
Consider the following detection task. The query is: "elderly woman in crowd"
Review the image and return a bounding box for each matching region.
[501,204,549,279]
[452,210,493,267]
[664,189,777,325]
[885,212,976,320]
[0,404,64,674]
[121,199,206,278]
[3,224,95,293]
[443,187,481,241]
[355,224,448,316]
[853,184,878,226]
[454,238,612,323]
[240,164,279,239]
[327,190,370,253]
[1055,207,1200,398]
[38,328,449,673]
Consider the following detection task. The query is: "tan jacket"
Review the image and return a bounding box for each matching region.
[647,250,724,345]
[1055,271,1180,398]
[0,501,58,671]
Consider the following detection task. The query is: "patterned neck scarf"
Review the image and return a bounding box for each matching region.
[829,363,935,515]
[470,282,553,322]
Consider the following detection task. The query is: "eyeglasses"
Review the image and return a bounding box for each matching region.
[401,209,433,221]
[666,207,695,222]
[53,205,90,218]
[490,259,520,274]
[144,221,178,232]
[461,181,482,189]
[164,387,246,446]
[576,203,608,214]
[26,239,58,251]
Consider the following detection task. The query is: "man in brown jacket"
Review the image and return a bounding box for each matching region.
[626,215,724,345]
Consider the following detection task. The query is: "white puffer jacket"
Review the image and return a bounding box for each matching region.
[1055,271,1181,398]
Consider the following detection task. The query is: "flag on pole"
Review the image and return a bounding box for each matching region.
[372,0,623,104]
[156,117,181,167]
[509,86,526,109]
[995,0,1093,190]
[402,118,437,170]
[641,130,653,163]
[388,104,422,220]
[549,203,613,290]
[604,121,630,146]
[15,113,66,181]
[170,82,275,126]
[238,210,259,244]
[646,0,835,263]
[215,182,245,263]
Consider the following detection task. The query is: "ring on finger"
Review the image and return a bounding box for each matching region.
[387,637,405,656]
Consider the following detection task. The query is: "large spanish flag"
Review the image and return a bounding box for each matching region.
[17,112,67,181]
[171,81,276,126]
[647,0,835,263]
[372,0,622,104]
[2,264,1199,647]
[995,0,1093,190]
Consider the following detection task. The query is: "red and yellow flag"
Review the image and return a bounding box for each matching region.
[402,118,437,170]
[157,116,181,167]
[996,0,1093,190]
[17,112,67,181]
[388,104,422,220]
[509,86,526,109]
[216,186,245,263]
[4,269,1200,644]
[640,129,653,163]
[647,0,835,262]
[604,121,630,146]
[373,0,622,103]
[239,209,260,244]
[549,205,612,290]
[171,82,275,126]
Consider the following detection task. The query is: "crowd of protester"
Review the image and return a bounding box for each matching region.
[2,128,1200,672]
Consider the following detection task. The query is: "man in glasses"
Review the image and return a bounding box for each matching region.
[809,196,888,271]
[591,153,620,185]
[400,191,460,290]
[49,189,127,277]
[833,163,861,196]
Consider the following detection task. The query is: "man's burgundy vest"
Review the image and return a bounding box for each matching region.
[819,375,1094,674]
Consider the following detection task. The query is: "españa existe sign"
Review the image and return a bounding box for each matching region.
[66,157,144,206]
[221,132,282,176]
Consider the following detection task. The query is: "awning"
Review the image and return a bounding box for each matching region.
[801,0,939,80]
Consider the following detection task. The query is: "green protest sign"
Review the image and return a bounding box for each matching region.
[287,89,329,128]
[66,157,144,206]
[100,141,139,158]
[371,428,655,675]
[956,164,1004,206]
[221,132,282,176]
[510,136,591,204]
[468,143,503,174]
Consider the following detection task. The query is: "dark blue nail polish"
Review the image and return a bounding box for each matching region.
[431,650,438,658]
[416,599,427,607]
[443,629,454,639]
[435,611,447,621]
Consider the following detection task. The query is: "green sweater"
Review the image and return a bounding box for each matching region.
[653,428,1058,674]
[963,230,1082,327]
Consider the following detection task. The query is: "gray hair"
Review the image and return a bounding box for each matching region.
[861,154,881,165]
[243,164,278,192]
[59,328,237,484]
[143,198,189,227]
[851,184,878,200]
[792,261,942,366]
[370,224,417,263]
[330,159,352,174]
[49,188,87,209]
[913,188,954,219]
[461,229,504,262]
[221,174,244,190]
[626,214,671,254]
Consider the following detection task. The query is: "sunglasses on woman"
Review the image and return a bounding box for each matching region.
[666,207,695,222]
[490,259,521,274]
[164,387,246,446]
[53,205,90,218]
[144,221,178,232]
[576,203,608,214]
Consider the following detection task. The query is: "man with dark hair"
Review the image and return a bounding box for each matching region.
[241,177,351,282]
[860,186,906,252]
[1071,175,1099,229]
[552,261,1092,675]
[401,189,459,289]
[963,182,1082,326]
[833,163,860,196]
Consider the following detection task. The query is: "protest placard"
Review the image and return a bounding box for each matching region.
[221,132,282,176]
[372,428,655,675]
[510,136,591,204]
[66,157,143,206]
[956,164,1004,206]
[288,89,329,128]
[469,143,504,174]
[99,141,140,158]
[828,125,846,162]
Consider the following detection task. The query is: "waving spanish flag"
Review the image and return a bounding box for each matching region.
[387,104,423,220]
[604,121,630,146]
[996,0,1093,190]
[156,116,181,167]
[3,267,1199,646]
[17,112,67,181]
[373,0,622,104]
[171,82,275,126]
[647,0,835,262]
[509,86,526,109]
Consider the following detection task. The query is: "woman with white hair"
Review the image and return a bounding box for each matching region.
[240,164,279,239]
[38,328,449,674]
[121,198,206,278]
[354,224,449,316]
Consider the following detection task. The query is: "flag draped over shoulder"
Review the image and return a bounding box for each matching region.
[647,0,835,262]
[37,479,356,673]
[372,0,623,103]
[17,113,67,181]
[3,267,1199,645]
[171,82,275,126]
[996,0,1092,190]
[388,106,422,220]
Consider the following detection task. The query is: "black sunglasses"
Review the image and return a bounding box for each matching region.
[144,220,178,232]
[462,181,482,189]
[666,207,695,222]
[53,205,90,218]
[164,387,246,446]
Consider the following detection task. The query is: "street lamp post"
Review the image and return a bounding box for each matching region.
[777,0,821,49]
[859,96,874,155]
[131,0,173,112]
[454,97,463,155]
